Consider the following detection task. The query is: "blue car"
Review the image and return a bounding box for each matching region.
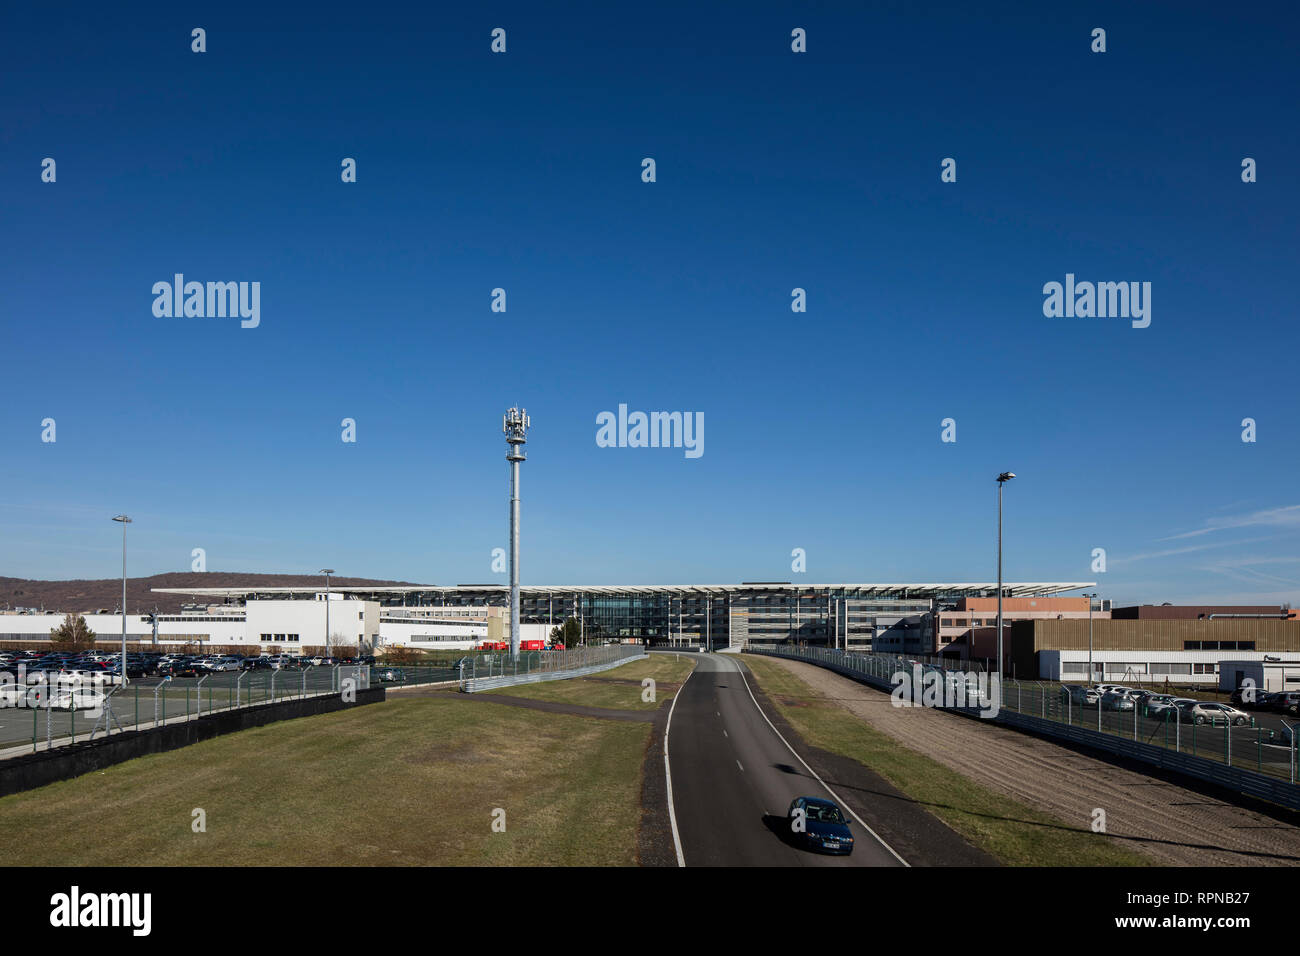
[787,796,854,855]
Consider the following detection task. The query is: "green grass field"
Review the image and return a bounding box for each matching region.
[0,695,650,866]
[741,655,1150,867]
[490,655,696,711]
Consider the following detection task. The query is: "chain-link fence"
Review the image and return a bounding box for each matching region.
[747,645,1300,788]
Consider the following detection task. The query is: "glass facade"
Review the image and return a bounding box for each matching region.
[171,583,1090,652]
[357,584,1085,650]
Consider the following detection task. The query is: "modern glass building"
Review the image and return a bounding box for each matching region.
[155,582,1092,652]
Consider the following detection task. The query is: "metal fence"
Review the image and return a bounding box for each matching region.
[369,664,461,689]
[1,665,370,758]
[747,644,1300,811]
[459,644,647,692]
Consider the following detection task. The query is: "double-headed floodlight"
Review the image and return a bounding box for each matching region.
[504,408,531,657]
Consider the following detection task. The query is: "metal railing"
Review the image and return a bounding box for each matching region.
[747,645,1300,810]
[459,644,646,693]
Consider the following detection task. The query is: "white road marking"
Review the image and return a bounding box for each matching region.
[663,662,695,869]
[736,759,744,772]
[729,654,910,867]
[722,728,728,737]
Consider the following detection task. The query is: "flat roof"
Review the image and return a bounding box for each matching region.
[154,582,1095,599]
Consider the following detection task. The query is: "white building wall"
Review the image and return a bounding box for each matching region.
[1041,649,1300,685]
[379,619,487,649]
[1217,659,1300,693]
[0,612,245,646]
[244,598,377,651]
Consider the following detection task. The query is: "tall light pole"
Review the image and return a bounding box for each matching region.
[112,515,131,684]
[321,569,334,655]
[995,473,1015,677]
[504,407,530,657]
[1085,591,1097,686]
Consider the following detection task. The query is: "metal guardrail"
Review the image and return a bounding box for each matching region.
[747,645,1300,812]
[459,644,646,693]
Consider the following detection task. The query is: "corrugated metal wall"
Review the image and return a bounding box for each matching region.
[1029,618,1300,651]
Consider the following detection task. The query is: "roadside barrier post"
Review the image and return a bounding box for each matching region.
[270,669,277,703]
[302,669,307,697]
[1067,693,1071,726]
[46,685,52,750]
[186,686,190,721]
[1134,705,1138,741]
[196,674,210,718]
[1225,720,1231,766]
[70,704,75,744]
[135,685,139,728]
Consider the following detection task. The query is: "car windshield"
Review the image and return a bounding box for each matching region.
[805,804,845,824]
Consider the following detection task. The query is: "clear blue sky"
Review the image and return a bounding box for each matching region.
[2,1,1298,607]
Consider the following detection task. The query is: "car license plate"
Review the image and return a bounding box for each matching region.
[824,842,839,849]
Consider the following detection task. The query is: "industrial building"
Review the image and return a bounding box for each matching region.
[9,583,1290,686]
[0,581,1093,654]
[146,581,1093,651]
[1008,618,1300,685]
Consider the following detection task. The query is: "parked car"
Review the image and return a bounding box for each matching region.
[1100,691,1136,712]
[1267,692,1300,714]
[240,658,273,671]
[373,668,406,683]
[1140,693,1179,715]
[1182,702,1250,726]
[1230,686,1271,708]
[1062,684,1100,707]
[786,796,854,855]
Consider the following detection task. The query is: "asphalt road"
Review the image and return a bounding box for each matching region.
[666,651,906,867]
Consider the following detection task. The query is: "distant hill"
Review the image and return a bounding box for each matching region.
[0,572,423,614]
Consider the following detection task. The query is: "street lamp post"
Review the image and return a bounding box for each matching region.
[321,569,334,655]
[995,473,1016,678]
[112,516,132,685]
[1085,591,1097,687]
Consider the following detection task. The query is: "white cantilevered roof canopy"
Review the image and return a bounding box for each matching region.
[153,582,1095,601]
